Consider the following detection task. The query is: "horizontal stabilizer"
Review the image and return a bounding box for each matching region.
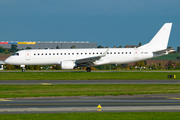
[153,47,174,53]
[153,47,175,57]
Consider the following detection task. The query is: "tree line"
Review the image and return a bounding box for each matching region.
[97,42,142,48]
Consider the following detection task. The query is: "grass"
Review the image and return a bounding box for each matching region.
[0,72,180,80]
[1,84,180,98]
[0,112,180,120]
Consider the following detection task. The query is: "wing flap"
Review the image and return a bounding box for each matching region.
[75,48,109,67]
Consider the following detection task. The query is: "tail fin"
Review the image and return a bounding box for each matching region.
[139,23,172,51]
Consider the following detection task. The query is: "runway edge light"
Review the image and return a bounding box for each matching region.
[97,103,102,111]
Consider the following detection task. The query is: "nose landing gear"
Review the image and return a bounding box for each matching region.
[22,68,25,72]
[20,65,26,72]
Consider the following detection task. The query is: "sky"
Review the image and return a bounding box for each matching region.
[0,0,180,49]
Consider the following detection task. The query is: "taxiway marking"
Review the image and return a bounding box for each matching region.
[170,97,180,100]
[0,99,13,101]
[40,83,52,85]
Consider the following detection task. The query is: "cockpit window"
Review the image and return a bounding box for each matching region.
[12,53,19,56]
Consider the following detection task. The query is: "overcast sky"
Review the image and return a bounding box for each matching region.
[0,0,180,48]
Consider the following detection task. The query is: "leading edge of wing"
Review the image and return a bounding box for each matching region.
[75,48,109,66]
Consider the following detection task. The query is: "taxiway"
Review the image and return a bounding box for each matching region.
[0,94,180,114]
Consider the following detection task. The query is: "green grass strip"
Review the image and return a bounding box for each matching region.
[0,72,180,80]
[1,84,180,98]
[1,112,180,120]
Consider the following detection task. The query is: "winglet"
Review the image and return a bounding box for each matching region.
[101,48,109,57]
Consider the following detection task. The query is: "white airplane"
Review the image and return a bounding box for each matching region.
[5,23,173,72]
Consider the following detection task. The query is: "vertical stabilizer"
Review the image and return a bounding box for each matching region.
[139,23,172,51]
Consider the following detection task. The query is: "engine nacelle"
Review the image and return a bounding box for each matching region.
[61,61,76,70]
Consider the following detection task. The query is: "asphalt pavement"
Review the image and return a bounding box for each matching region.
[1,94,180,114]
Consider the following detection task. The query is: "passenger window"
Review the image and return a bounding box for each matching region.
[110,52,112,54]
[68,53,70,55]
[45,53,47,55]
[34,53,36,55]
[64,53,66,55]
[38,53,40,55]
[129,52,131,54]
[57,53,59,55]
[93,53,95,54]
[53,53,55,55]
[42,53,43,55]
[122,52,124,54]
[81,53,83,55]
[89,53,91,55]
[118,52,120,54]
[61,53,62,55]
[85,53,87,55]
[72,53,74,55]
[97,52,98,54]
[107,52,109,54]
[49,53,51,55]
[114,52,116,54]
[126,52,127,54]
[100,52,102,54]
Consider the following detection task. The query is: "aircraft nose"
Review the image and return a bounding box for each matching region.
[4,58,11,64]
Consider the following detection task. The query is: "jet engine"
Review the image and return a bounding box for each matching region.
[61,61,76,69]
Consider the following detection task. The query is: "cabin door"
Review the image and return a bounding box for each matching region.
[25,50,31,60]
[134,48,139,59]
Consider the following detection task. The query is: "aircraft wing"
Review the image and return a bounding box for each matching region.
[75,48,109,67]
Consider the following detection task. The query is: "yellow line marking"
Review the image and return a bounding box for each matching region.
[40,83,52,85]
[0,99,13,101]
[170,97,180,100]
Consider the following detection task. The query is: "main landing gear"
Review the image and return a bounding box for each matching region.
[86,67,91,72]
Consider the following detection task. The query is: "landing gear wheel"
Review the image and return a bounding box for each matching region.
[86,67,91,72]
[22,68,25,72]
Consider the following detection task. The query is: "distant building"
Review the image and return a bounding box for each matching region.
[0,41,97,49]
[177,46,180,52]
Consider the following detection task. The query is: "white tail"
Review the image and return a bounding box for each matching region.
[139,23,172,52]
